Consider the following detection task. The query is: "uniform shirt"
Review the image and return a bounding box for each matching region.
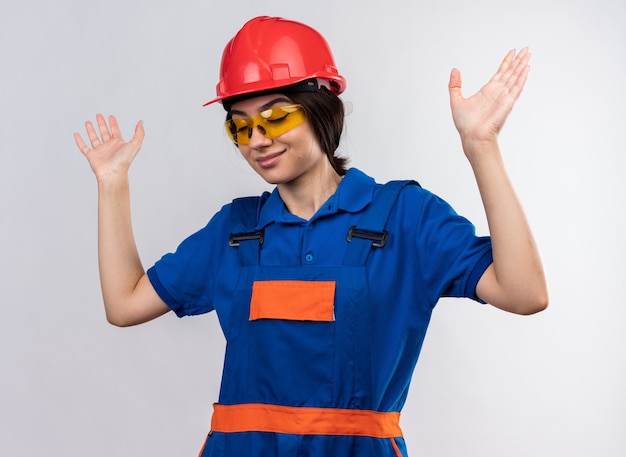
[147,167,492,412]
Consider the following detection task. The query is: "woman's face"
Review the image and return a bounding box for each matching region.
[229,94,327,187]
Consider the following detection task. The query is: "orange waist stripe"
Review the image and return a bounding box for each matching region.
[210,403,403,438]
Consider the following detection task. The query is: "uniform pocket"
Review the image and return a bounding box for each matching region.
[390,437,405,457]
[247,280,336,405]
[250,280,336,321]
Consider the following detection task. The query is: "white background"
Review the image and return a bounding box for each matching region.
[1,0,624,456]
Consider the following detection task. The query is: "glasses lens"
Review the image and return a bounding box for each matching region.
[224,105,306,145]
[224,118,252,144]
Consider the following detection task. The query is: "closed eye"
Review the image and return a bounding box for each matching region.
[266,113,290,124]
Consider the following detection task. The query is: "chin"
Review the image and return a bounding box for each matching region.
[253,163,298,184]
[255,169,287,185]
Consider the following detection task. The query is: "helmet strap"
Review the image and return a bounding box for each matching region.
[223,78,327,112]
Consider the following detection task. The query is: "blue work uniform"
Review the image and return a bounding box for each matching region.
[147,168,493,456]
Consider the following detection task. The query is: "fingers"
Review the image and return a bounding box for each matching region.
[492,49,516,83]
[509,60,530,100]
[508,48,530,82]
[74,114,137,153]
[73,132,90,155]
[108,114,123,138]
[505,48,531,102]
[493,48,530,83]
[96,113,112,142]
[81,113,112,149]
[85,118,101,149]
[484,48,531,108]
[503,48,531,85]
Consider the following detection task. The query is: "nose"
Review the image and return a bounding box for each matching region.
[248,124,272,148]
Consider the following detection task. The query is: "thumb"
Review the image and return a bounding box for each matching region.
[129,120,145,149]
[448,68,463,104]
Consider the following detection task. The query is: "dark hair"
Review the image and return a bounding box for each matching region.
[288,87,348,176]
[225,81,349,176]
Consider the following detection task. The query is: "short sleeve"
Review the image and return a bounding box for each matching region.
[410,187,493,303]
[146,207,230,317]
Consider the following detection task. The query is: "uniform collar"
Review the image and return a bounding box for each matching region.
[256,168,376,229]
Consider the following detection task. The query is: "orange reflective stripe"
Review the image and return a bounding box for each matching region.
[391,437,403,457]
[249,280,336,322]
[197,433,208,457]
[210,403,403,438]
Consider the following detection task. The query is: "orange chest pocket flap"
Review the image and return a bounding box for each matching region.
[249,280,336,322]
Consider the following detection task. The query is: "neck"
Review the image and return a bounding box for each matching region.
[277,165,342,220]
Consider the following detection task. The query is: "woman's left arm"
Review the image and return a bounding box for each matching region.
[449,48,548,314]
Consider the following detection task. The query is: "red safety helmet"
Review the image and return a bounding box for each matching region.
[203,16,346,107]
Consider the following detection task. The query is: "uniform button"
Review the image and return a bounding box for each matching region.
[307,223,314,230]
[305,253,314,262]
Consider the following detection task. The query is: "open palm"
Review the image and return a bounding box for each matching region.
[74,114,145,180]
[449,48,530,146]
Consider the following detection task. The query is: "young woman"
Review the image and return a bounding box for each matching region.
[74,15,547,457]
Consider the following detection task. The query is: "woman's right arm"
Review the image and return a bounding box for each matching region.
[74,114,170,326]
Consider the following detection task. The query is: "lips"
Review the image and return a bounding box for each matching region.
[256,151,284,169]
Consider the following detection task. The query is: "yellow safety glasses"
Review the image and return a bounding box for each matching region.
[225,104,307,145]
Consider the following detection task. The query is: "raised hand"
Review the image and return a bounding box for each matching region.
[445,49,547,314]
[74,114,145,181]
[448,48,530,149]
